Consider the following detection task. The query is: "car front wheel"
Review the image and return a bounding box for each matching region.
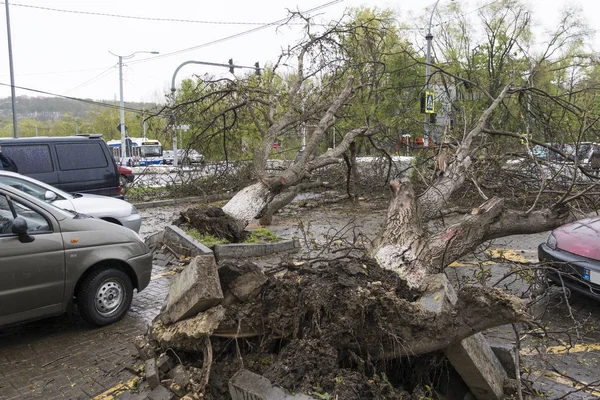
[76,267,133,326]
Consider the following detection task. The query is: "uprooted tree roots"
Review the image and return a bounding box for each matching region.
[146,256,528,398]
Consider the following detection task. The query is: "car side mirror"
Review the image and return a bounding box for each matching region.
[44,190,57,201]
[11,217,35,243]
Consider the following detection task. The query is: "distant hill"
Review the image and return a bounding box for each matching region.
[0,96,159,121]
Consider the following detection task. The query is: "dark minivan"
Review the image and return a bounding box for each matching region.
[0,135,121,197]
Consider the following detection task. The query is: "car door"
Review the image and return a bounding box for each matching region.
[0,191,65,324]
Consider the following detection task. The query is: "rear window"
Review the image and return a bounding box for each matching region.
[1,144,54,174]
[55,143,108,170]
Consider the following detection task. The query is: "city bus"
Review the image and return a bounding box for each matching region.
[107,138,163,166]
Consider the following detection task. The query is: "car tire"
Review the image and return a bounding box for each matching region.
[76,267,133,326]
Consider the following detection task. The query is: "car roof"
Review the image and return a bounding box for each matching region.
[0,135,104,144]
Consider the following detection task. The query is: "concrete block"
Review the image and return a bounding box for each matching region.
[157,353,177,374]
[419,273,458,314]
[163,225,212,257]
[229,369,316,400]
[160,255,223,324]
[151,306,226,351]
[146,385,176,400]
[219,262,268,303]
[445,333,507,400]
[145,358,160,390]
[167,365,190,391]
[490,343,517,379]
[214,239,299,261]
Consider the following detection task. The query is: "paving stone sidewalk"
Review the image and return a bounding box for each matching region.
[0,251,177,400]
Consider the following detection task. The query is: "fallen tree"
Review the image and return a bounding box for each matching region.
[143,5,600,399]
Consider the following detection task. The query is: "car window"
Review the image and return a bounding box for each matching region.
[0,194,52,235]
[1,144,54,174]
[0,176,64,202]
[55,143,108,170]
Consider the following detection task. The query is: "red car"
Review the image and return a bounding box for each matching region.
[118,165,134,187]
[538,217,600,299]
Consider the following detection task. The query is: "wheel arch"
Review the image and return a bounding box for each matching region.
[73,259,140,300]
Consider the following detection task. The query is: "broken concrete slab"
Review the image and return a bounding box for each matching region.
[134,335,157,361]
[146,384,176,400]
[159,255,223,325]
[229,369,316,400]
[445,333,508,400]
[214,239,299,261]
[219,262,268,304]
[418,273,458,313]
[152,306,226,351]
[145,358,160,390]
[163,225,213,257]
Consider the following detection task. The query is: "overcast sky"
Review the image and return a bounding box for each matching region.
[0,0,597,107]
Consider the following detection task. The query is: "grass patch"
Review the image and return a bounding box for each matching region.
[183,226,280,246]
[245,227,280,243]
[184,228,229,247]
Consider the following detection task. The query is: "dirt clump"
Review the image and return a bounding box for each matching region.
[142,253,525,399]
[175,207,246,242]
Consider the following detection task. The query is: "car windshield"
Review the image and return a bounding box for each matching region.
[0,174,72,202]
[140,145,162,157]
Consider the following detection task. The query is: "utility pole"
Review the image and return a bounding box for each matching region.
[5,0,18,138]
[424,0,452,146]
[110,50,159,165]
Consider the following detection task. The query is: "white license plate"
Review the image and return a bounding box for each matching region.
[583,269,600,285]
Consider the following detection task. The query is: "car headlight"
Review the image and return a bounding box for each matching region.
[547,233,557,249]
[131,206,139,215]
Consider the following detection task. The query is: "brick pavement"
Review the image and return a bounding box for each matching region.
[0,251,178,400]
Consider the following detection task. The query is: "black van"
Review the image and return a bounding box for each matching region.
[0,135,121,197]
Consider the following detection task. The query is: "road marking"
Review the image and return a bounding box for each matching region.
[487,249,536,263]
[546,343,600,354]
[92,376,140,400]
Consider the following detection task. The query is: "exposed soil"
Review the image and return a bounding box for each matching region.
[148,248,525,399]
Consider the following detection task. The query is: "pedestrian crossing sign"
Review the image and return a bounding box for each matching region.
[425,91,434,114]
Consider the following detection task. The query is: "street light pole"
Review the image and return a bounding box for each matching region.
[5,0,18,138]
[424,0,442,146]
[169,59,258,167]
[111,50,159,165]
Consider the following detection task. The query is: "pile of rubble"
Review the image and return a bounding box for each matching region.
[128,248,523,400]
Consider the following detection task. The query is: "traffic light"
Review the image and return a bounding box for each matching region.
[228,59,234,74]
[255,62,260,76]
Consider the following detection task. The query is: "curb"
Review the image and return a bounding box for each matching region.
[133,193,233,210]
[163,225,213,256]
[214,239,300,261]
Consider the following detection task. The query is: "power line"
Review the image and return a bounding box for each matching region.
[1,1,283,26]
[128,0,344,64]
[63,64,117,95]
[0,82,153,115]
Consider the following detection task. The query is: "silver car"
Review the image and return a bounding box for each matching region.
[0,170,142,232]
[0,183,153,327]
